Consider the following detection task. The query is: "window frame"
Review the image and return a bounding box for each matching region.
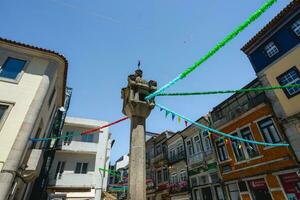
[202,131,212,154]
[257,117,282,144]
[276,66,300,98]
[74,162,88,174]
[291,18,300,37]
[264,41,279,58]
[0,102,13,132]
[186,139,194,156]
[215,140,229,162]
[0,55,30,83]
[240,127,259,158]
[231,132,246,162]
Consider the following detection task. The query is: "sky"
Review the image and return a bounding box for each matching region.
[1,0,291,163]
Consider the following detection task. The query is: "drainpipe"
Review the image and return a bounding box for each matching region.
[0,75,49,200]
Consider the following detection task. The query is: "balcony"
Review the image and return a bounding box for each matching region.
[57,140,98,154]
[152,153,168,167]
[169,181,188,194]
[212,90,268,128]
[157,183,169,191]
[48,172,95,187]
[168,151,186,164]
[188,152,204,167]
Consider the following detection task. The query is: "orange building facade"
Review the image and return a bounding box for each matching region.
[210,79,299,200]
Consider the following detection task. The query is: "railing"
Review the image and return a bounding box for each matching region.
[152,153,168,165]
[212,92,268,127]
[188,152,204,166]
[168,151,186,164]
[169,181,188,193]
[157,183,169,191]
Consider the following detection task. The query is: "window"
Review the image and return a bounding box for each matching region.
[55,161,65,179]
[0,104,9,122]
[0,57,26,79]
[191,177,198,187]
[171,173,178,184]
[240,128,259,158]
[292,19,300,36]
[186,140,194,156]
[155,144,162,156]
[202,131,212,154]
[180,170,187,181]
[177,143,184,154]
[74,162,88,174]
[232,133,246,162]
[277,67,300,97]
[215,185,225,200]
[258,118,281,143]
[238,181,248,192]
[194,135,202,153]
[81,134,94,142]
[169,147,176,160]
[227,183,241,200]
[157,170,162,184]
[264,41,279,58]
[163,168,168,182]
[216,140,228,161]
[63,132,73,145]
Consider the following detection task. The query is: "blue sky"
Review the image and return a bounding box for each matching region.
[1,0,290,163]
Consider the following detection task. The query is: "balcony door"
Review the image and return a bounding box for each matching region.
[201,187,213,200]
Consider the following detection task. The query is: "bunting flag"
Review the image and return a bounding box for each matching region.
[160,107,163,112]
[178,116,181,123]
[184,120,188,127]
[171,113,175,121]
[165,110,170,118]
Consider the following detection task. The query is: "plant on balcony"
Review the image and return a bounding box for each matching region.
[169,181,188,193]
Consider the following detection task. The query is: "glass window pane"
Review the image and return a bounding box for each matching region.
[75,162,82,174]
[82,163,88,174]
[292,19,300,36]
[264,42,279,58]
[0,105,8,120]
[0,57,26,79]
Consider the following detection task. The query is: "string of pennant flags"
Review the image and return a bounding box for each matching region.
[145,0,277,100]
[30,116,129,142]
[156,103,289,147]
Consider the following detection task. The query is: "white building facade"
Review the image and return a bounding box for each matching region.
[0,37,68,200]
[48,117,113,200]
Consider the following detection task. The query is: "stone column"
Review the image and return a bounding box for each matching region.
[128,116,146,200]
[121,67,157,200]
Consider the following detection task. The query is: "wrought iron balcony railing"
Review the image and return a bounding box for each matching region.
[168,151,186,164]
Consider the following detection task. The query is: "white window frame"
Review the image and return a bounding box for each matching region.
[216,140,228,162]
[277,67,300,97]
[0,102,13,132]
[180,170,187,182]
[74,162,88,174]
[264,41,279,58]
[0,53,31,84]
[202,131,212,154]
[257,117,282,144]
[193,135,202,153]
[240,127,259,158]
[186,139,194,156]
[292,19,300,36]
